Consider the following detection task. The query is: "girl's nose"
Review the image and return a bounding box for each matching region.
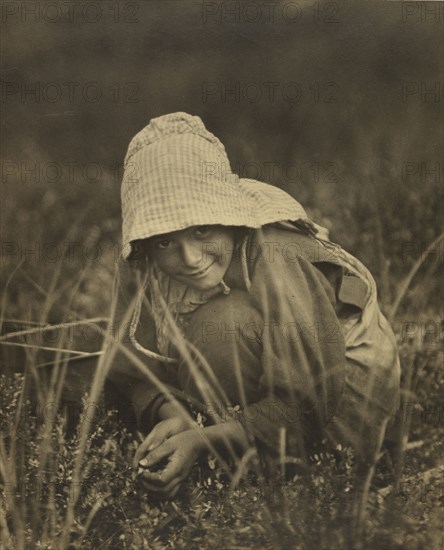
[180,240,203,268]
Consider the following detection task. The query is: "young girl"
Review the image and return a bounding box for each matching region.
[109,112,400,498]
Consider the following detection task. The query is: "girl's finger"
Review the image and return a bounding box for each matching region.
[145,426,173,452]
[134,440,151,467]
[133,424,167,467]
[137,430,159,457]
[135,421,176,466]
[141,440,173,469]
[140,470,165,486]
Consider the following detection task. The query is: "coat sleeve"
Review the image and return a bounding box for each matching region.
[107,258,177,433]
[238,239,347,456]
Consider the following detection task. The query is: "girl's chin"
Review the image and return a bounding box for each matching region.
[183,278,222,291]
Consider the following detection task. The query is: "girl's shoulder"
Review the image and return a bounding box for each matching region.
[245,226,370,314]
[246,225,339,266]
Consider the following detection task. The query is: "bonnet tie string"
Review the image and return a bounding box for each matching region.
[129,271,178,365]
[240,234,252,292]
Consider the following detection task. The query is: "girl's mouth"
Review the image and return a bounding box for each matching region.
[186,262,215,278]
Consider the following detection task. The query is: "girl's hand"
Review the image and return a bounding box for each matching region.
[133,416,195,467]
[137,430,203,498]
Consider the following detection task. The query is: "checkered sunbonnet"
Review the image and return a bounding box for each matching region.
[121,112,310,260]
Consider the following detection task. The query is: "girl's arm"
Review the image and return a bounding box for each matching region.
[236,228,347,456]
[197,420,250,455]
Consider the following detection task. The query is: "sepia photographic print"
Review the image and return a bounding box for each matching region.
[1,1,443,548]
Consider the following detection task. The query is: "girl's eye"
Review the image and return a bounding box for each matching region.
[156,239,172,250]
[194,226,212,237]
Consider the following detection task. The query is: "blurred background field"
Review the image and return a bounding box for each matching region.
[0,1,443,548]
[1,0,442,328]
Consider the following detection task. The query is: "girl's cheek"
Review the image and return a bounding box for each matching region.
[165,256,183,276]
[159,260,173,275]
[152,254,168,273]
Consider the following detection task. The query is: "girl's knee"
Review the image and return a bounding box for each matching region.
[178,290,264,404]
[184,289,262,348]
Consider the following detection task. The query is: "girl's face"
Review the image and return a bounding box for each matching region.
[147,225,236,291]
